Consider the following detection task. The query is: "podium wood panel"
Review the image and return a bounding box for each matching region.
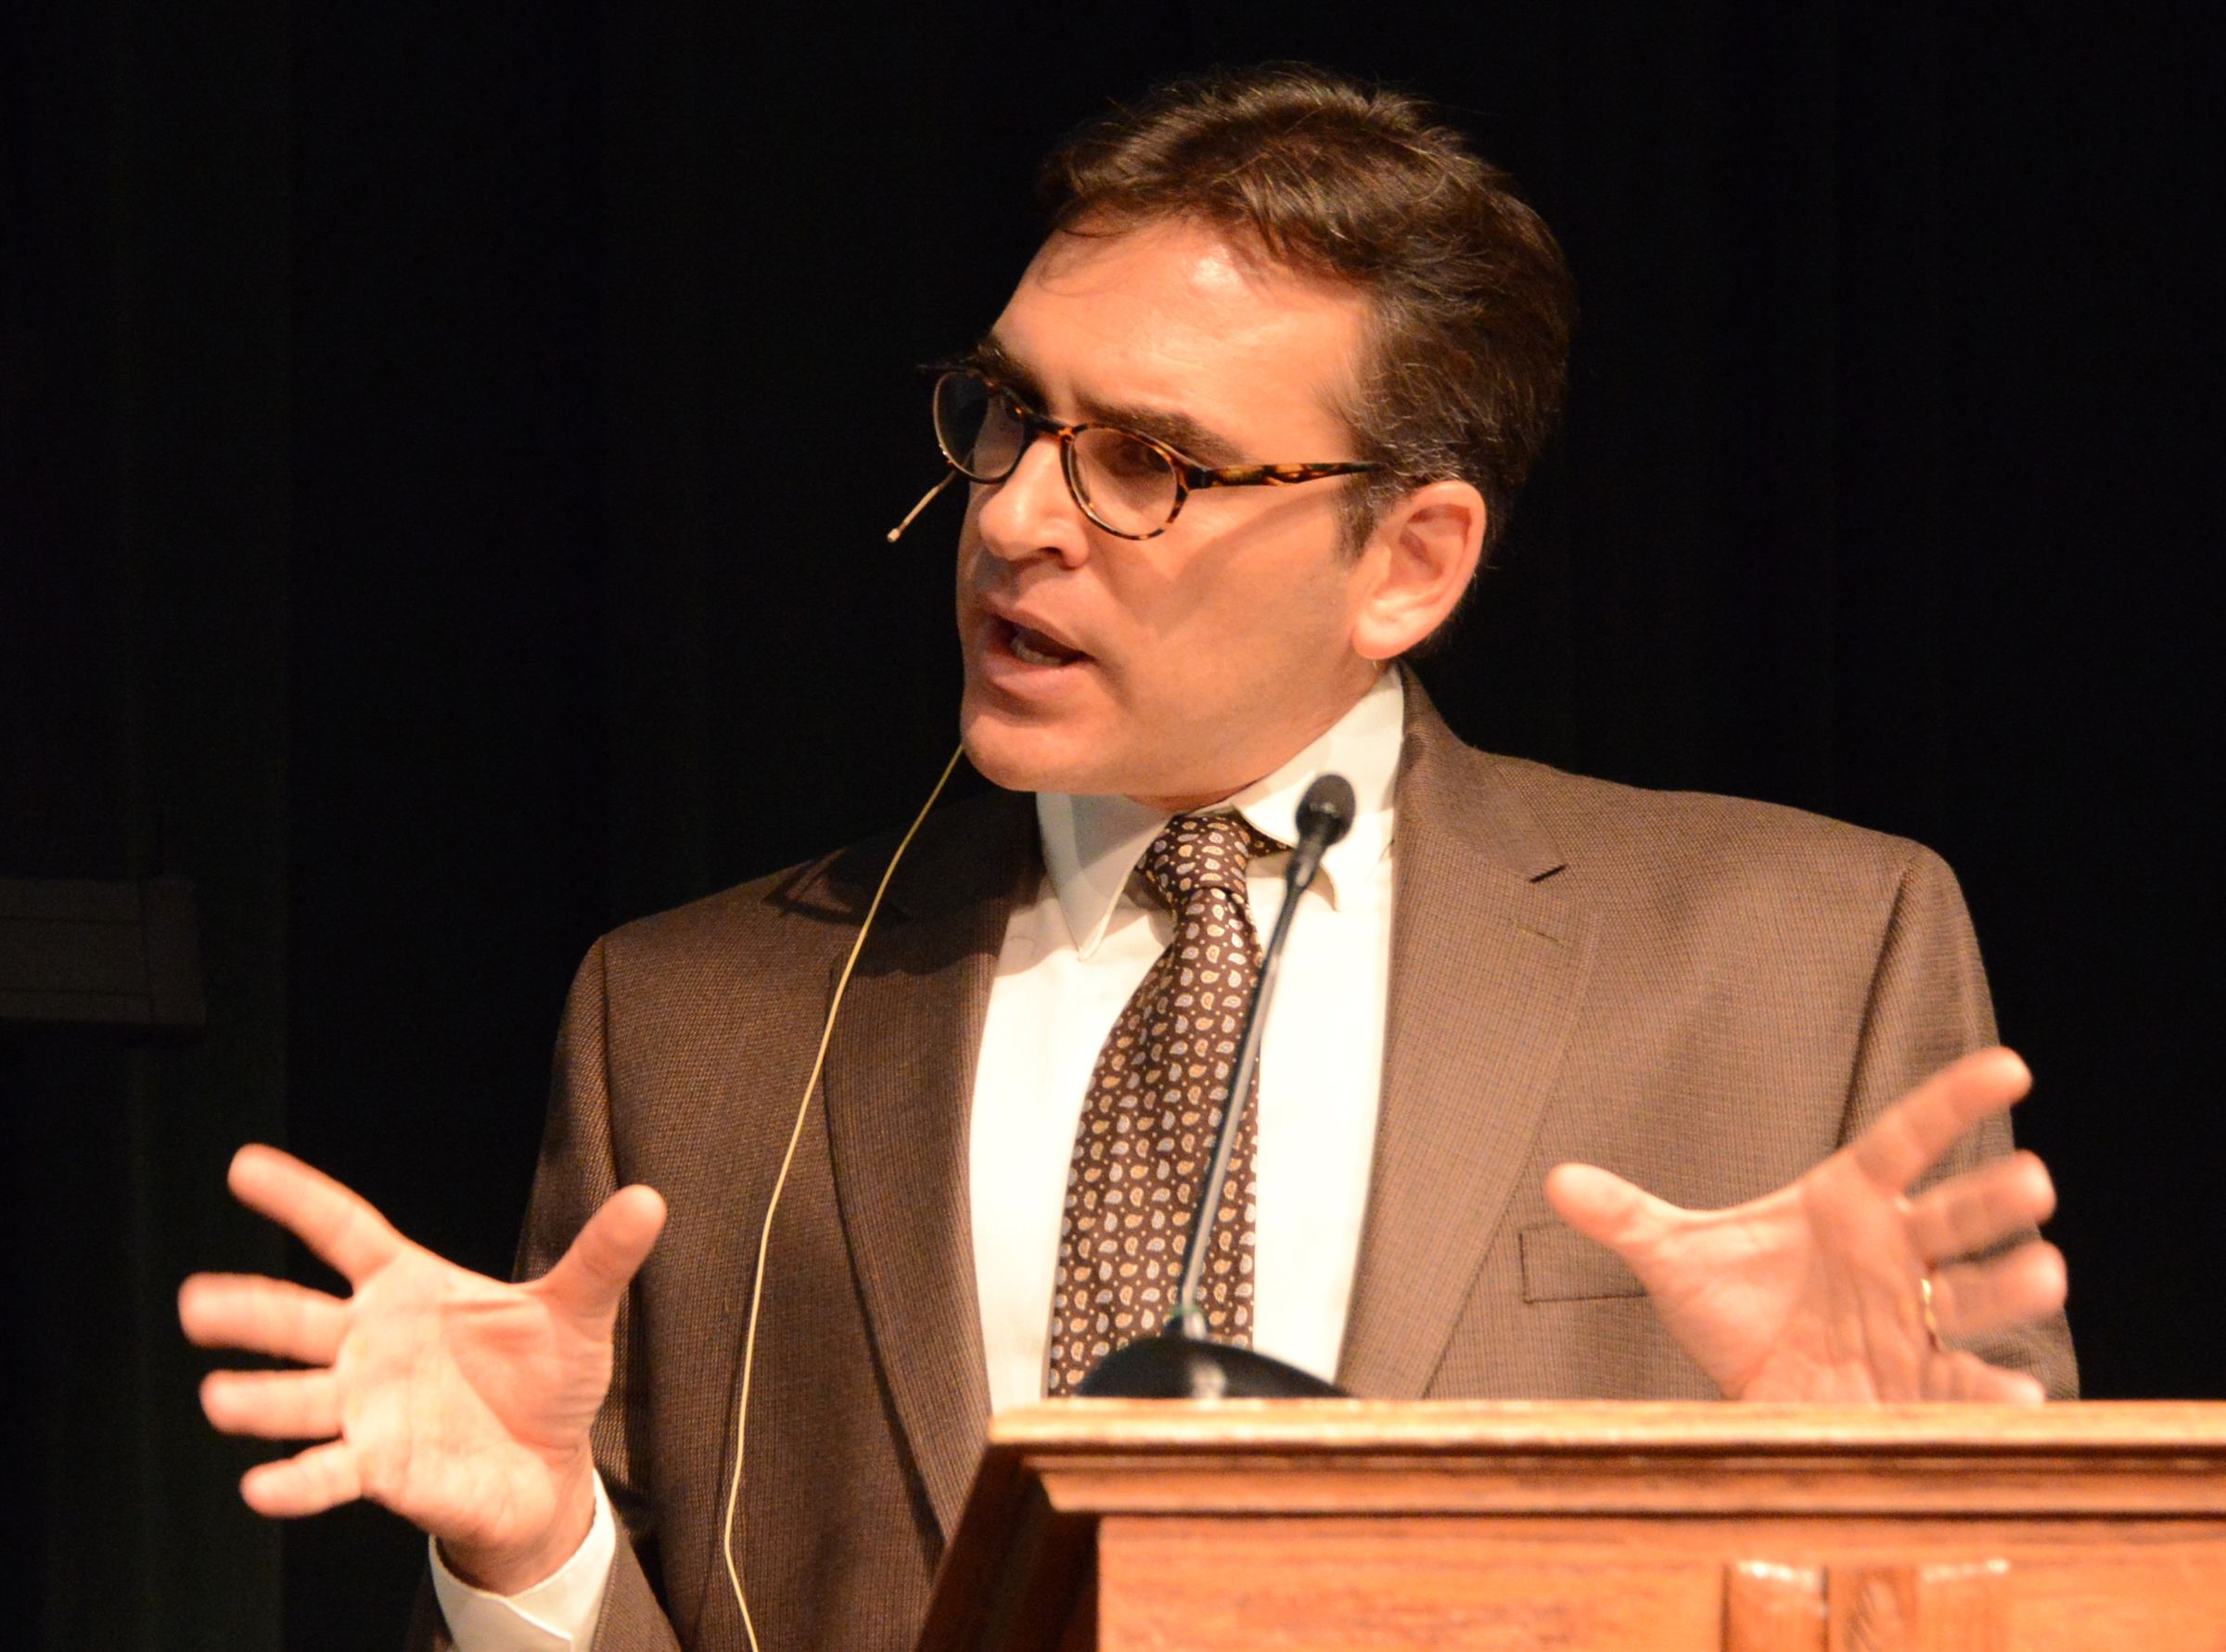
[915,1402,2226,1651]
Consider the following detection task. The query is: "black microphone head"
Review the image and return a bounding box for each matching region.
[1296,773,1357,849]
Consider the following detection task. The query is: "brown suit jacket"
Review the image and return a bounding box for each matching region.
[411,678,2075,1652]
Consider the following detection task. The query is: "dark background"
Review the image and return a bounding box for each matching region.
[5,4,2219,1646]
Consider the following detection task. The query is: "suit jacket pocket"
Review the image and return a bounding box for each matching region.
[1519,1222,1647,1303]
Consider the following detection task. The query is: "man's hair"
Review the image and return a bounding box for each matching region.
[1038,63,1576,563]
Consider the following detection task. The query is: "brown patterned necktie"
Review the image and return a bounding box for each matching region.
[1044,811,1287,1397]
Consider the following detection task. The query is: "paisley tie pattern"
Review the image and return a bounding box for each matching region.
[1043,811,1286,1397]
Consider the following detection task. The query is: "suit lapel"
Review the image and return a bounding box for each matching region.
[819,784,1035,1543]
[1337,677,1600,1398]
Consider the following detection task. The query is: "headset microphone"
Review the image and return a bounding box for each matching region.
[886,470,957,542]
[725,480,965,1645]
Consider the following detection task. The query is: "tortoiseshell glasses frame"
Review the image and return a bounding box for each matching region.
[922,365,1386,541]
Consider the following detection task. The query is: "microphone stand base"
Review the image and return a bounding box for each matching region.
[1074,1335,1347,1400]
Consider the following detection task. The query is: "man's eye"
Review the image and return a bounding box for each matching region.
[1105,436,1170,478]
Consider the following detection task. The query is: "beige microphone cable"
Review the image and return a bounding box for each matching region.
[720,741,968,1651]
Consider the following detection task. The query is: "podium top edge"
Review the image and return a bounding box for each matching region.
[986,1399,2226,1454]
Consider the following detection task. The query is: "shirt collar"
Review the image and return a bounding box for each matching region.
[1035,670,1404,957]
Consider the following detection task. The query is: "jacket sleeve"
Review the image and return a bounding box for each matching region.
[1836,843,2079,1399]
[405,939,686,1652]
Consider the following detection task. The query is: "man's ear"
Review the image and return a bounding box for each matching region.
[1350,480,1487,660]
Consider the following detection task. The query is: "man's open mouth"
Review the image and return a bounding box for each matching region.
[1001,619,1089,668]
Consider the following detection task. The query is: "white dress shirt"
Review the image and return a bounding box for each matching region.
[439,671,1405,1647]
[430,1472,617,1650]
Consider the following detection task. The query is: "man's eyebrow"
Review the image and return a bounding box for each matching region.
[965,336,1044,404]
[967,333,1249,467]
[1080,394,1247,467]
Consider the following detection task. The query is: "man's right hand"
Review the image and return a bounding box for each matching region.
[178,1145,666,1594]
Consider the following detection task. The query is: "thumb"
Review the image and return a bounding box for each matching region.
[1543,1162,1677,1258]
[538,1185,667,1327]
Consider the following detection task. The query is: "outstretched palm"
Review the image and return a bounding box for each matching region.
[179,1146,665,1588]
[1545,1047,2066,1402]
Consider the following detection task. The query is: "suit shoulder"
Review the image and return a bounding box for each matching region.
[1478,749,1951,910]
[597,848,851,975]
[592,783,1028,984]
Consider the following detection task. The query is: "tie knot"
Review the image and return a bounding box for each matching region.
[1139,812,1286,915]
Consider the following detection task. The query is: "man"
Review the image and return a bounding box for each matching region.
[180,65,2074,1652]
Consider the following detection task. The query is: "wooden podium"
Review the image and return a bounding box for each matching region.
[915,1401,2226,1650]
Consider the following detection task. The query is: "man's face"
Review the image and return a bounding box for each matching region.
[954,216,1386,811]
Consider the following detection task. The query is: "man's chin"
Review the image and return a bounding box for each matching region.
[960,700,1119,797]
[961,723,1078,796]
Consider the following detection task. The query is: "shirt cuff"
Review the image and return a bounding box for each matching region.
[429,1473,618,1652]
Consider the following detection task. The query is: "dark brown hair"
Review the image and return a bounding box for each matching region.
[1038,63,1576,561]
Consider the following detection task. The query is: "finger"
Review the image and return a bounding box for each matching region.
[534,1185,668,1327]
[201,1368,342,1441]
[1907,1151,2056,1263]
[1543,1164,1679,1259]
[227,1145,406,1285]
[1849,1048,2032,1196]
[1931,1241,2068,1340]
[1928,1347,2046,1404]
[240,1439,365,1518]
[179,1274,347,1364]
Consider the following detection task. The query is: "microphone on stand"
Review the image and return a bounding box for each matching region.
[1077,772,1359,1401]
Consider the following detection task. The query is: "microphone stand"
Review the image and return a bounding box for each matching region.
[1076,775,1357,1401]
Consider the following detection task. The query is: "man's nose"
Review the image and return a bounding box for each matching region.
[974,432,1090,567]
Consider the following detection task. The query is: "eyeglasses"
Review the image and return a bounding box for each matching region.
[924,365,1385,541]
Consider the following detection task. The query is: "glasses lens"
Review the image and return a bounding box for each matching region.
[1070,427,1180,537]
[933,372,1023,480]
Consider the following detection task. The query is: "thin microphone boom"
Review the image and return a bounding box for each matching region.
[1076,772,1357,1400]
[1171,772,1356,1330]
[886,470,957,542]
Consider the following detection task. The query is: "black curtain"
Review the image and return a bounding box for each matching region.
[6,5,2218,1646]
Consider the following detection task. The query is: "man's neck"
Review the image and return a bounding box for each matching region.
[1123,669,1387,814]
[1036,670,1406,960]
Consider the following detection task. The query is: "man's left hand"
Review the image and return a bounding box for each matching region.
[1544,1046,2066,1402]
